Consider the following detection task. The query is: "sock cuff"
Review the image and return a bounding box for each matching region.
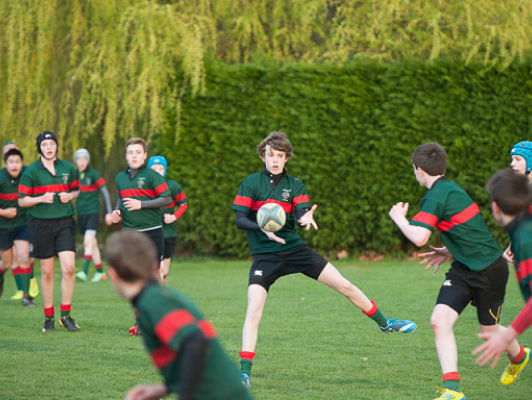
[239,351,256,361]
[30,262,35,269]
[84,255,92,260]
[95,263,103,269]
[443,372,461,382]
[44,306,54,317]
[11,268,20,276]
[19,267,32,274]
[508,344,525,362]
[362,300,378,316]
[60,304,71,312]
[0,267,7,274]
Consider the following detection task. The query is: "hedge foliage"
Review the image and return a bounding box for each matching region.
[153,59,531,258]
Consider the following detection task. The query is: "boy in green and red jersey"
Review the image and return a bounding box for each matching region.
[148,156,188,280]
[112,138,171,336]
[389,143,527,400]
[473,169,531,374]
[73,148,113,283]
[105,230,252,400]
[232,132,416,389]
[18,131,80,332]
[0,147,36,306]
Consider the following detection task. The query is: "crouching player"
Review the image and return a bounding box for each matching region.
[232,132,416,388]
[105,230,252,400]
[473,169,531,375]
[0,147,36,306]
[73,148,113,283]
[148,156,187,280]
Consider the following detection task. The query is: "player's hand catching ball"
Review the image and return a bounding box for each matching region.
[298,204,319,230]
[112,209,122,223]
[164,214,176,224]
[124,383,169,400]
[261,229,286,245]
[123,198,142,211]
[389,202,409,221]
[418,245,451,273]
[105,213,113,226]
[2,207,17,219]
[41,192,55,204]
[58,192,72,203]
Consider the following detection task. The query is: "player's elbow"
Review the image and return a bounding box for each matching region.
[413,237,428,247]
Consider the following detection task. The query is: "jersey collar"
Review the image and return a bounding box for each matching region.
[38,157,59,169]
[427,175,446,191]
[131,279,159,307]
[262,167,287,191]
[505,211,532,234]
[126,163,146,181]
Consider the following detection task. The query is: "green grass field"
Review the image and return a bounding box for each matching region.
[1,258,531,400]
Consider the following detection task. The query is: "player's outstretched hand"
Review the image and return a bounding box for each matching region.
[123,198,142,211]
[105,213,113,226]
[298,204,318,231]
[389,202,409,222]
[261,229,286,244]
[472,327,518,369]
[58,192,72,203]
[503,245,514,266]
[3,207,17,219]
[418,245,451,273]
[112,209,122,223]
[124,383,168,400]
[41,192,55,204]
[164,213,176,224]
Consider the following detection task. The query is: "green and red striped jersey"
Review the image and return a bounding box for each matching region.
[19,159,79,220]
[410,177,502,271]
[231,170,311,254]
[116,167,170,231]
[162,179,187,239]
[136,284,252,400]
[77,168,106,215]
[0,166,28,229]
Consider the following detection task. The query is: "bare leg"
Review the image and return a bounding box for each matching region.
[92,237,102,266]
[431,304,460,374]
[160,258,171,279]
[83,234,93,258]
[58,251,76,305]
[242,284,268,352]
[0,248,13,272]
[13,240,29,271]
[317,262,373,312]
[40,257,55,309]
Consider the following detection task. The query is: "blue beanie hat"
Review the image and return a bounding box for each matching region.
[148,155,167,177]
[511,141,532,173]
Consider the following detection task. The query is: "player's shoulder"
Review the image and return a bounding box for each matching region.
[285,173,304,184]
[141,284,202,318]
[24,159,41,171]
[0,168,8,185]
[57,158,76,170]
[87,168,102,178]
[242,171,263,182]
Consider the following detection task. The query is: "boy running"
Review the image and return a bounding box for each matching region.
[105,230,252,400]
[18,131,80,332]
[112,138,171,335]
[73,148,113,283]
[473,170,531,373]
[232,132,416,388]
[0,147,35,306]
[148,156,188,280]
[389,142,527,400]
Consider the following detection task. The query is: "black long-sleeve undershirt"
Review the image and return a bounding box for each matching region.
[177,331,209,400]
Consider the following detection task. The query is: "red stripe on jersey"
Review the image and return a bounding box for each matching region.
[516,259,532,284]
[95,178,105,187]
[18,184,34,195]
[119,188,156,198]
[197,319,217,339]
[80,185,98,192]
[175,191,186,202]
[437,203,480,233]
[155,182,169,196]
[150,345,176,370]
[412,211,439,227]
[293,194,310,205]
[33,184,70,194]
[251,199,293,213]
[154,309,196,345]
[233,195,253,208]
[0,193,18,201]
[69,179,79,190]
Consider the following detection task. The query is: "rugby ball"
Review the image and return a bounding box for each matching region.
[257,203,286,232]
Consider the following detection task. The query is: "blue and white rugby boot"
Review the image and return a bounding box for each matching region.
[379,317,416,333]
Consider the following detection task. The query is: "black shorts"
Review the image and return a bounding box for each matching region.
[163,237,176,259]
[140,228,164,264]
[436,256,509,326]
[77,213,99,234]
[249,244,328,292]
[0,225,30,251]
[29,217,76,259]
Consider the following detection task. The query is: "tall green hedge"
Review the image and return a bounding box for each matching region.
[153,59,532,258]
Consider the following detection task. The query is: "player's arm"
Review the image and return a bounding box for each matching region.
[176,330,209,400]
[389,202,432,247]
[164,187,188,224]
[0,207,17,218]
[123,177,171,211]
[112,189,122,223]
[97,181,113,225]
[59,169,80,203]
[18,171,55,207]
[292,180,318,230]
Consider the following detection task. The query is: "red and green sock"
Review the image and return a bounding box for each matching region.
[12,267,22,291]
[95,262,103,273]
[239,351,256,376]
[443,372,461,393]
[19,266,31,295]
[61,304,71,318]
[362,300,389,327]
[82,255,92,274]
[44,306,54,321]
[509,344,527,365]
[29,262,35,279]
[0,265,7,282]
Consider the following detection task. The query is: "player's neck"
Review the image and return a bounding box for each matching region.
[424,174,443,189]
[119,281,146,301]
[40,156,57,173]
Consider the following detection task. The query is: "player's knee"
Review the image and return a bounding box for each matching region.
[42,268,54,281]
[430,315,448,333]
[62,264,76,277]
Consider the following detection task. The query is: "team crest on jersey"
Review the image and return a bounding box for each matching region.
[137,177,146,188]
[85,177,92,185]
[282,189,291,201]
[62,174,69,184]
